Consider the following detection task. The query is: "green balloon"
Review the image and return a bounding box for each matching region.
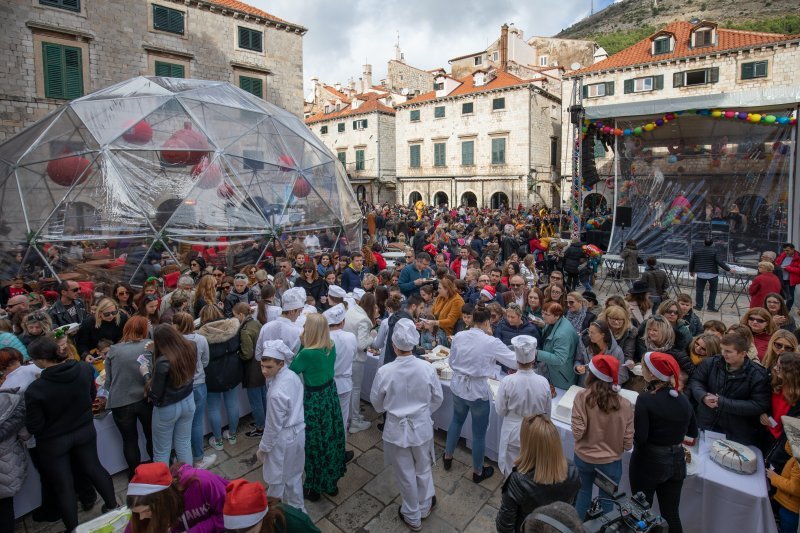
[765,115,777,124]
[634,127,643,135]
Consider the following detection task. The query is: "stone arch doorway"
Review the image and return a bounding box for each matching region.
[490,191,509,209]
[408,191,423,206]
[433,191,449,207]
[461,191,478,207]
[356,185,367,202]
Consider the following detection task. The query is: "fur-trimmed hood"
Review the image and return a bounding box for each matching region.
[196,317,240,345]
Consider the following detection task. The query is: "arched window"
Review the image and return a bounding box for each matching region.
[490,191,509,209]
[408,191,423,206]
[461,191,478,207]
[433,191,449,207]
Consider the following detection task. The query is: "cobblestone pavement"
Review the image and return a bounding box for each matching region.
[14,280,762,532]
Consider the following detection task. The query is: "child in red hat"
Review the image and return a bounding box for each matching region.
[223,479,319,532]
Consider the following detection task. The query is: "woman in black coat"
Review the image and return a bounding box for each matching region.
[75,297,128,356]
[294,262,326,310]
[25,338,117,532]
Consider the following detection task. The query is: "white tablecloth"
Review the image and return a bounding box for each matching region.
[363,356,776,533]
[14,386,251,518]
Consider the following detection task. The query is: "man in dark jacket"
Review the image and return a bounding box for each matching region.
[494,305,541,346]
[689,238,731,312]
[687,332,770,446]
[562,240,586,291]
[48,280,88,327]
[340,252,366,293]
[641,257,669,308]
[383,294,424,366]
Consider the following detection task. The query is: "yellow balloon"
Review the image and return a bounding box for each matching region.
[750,114,762,123]
[711,110,723,118]
[644,123,655,132]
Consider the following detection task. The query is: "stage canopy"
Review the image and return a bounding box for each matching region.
[0,77,362,285]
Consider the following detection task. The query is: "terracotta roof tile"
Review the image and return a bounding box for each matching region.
[322,85,351,102]
[397,70,530,107]
[305,94,395,124]
[574,21,795,75]
[204,0,304,29]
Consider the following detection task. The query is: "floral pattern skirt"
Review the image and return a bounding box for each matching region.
[303,379,346,493]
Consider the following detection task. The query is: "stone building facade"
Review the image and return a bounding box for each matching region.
[0,0,305,141]
[395,70,561,209]
[386,58,436,98]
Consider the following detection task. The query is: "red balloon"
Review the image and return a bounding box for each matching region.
[160,122,210,166]
[291,175,311,198]
[122,120,153,144]
[191,156,222,189]
[217,182,235,199]
[278,155,295,172]
[47,154,92,187]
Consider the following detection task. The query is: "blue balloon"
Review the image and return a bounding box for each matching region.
[623,129,632,136]
[778,117,790,125]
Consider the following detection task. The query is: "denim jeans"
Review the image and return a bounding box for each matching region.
[152,395,195,465]
[246,385,266,429]
[207,386,241,438]
[444,394,490,473]
[191,383,208,461]
[780,506,799,533]
[695,276,719,309]
[573,454,622,520]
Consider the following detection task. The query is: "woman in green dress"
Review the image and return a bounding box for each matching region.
[289,313,346,501]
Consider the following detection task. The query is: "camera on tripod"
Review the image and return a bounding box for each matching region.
[582,470,668,533]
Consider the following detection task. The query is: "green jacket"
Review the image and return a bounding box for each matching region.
[277,502,321,532]
[239,316,264,389]
[536,317,579,390]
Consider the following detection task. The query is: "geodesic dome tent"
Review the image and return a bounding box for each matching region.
[0,76,362,286]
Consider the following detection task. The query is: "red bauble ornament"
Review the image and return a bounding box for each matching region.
[291,175,311,198]
[278,155,295,172]
[46,153,92,187]
[217,182,235,199]
[122,120,153,144]
[191,156,222,189]
[160,122,210,166]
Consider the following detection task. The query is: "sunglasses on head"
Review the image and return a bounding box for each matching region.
[143,295,159,302]
[234,274,248,281]
[26,312,46,322]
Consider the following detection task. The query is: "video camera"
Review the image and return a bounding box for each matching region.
[583,470,668,533]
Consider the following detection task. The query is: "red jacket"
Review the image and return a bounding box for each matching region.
[749,272,783,308]
[776,252,800,286]
[450,257,470,279]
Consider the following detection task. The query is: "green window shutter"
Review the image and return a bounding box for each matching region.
[756,61,768,77]
[410,145,420,168]
[491,138,506,164]
[462,102,473,114]
[434,143,446,167]
[492,98,505,110]
[741,62,755,80]
[43,43,64,99]
[239,75,263,98]
[582,85,588,98]
[40,0,80,12]
[337,123,344,132]
[461,141,474,165]
[708,67,719,84]
[63,47,83,99]
[623,79,634,94]
[154,61,171,77]
[155,61,184,78]
[355,150,365,171]
[605,82,614,96]
[362,119,368,128]
[653,75,664,90]
[673,72,684,87]
[238,27,263,52]
[337,152,346,166]
[43,43,83,100]
[352,120,357,130]
[434,106,445,118]
[153,5,184,34]
[410,109,420,121]
[320,126,328,134]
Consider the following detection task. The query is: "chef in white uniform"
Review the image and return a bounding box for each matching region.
[255,287,305,361]
[256,340,306,512]
[495,335,552,477]
[344,287,374,433]
[324,304,357,435]
[370,318,443,531]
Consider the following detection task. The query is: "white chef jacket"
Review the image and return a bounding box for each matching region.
[370,355,443,448]
[449,328,518,401]
[259,365,305,453]
[255,317,302,362]
[343,304,373,363]
[495,369,552,419]
[303,234,320,251]
[330,328,356,394]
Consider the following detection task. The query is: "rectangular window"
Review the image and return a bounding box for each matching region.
[634,77,653,92]
[337,122,345,132]
[410,109,420,122]
[474,56,483,66]
[434,106,445,118]
[355,149,365,171]
[320,126,328,134]
[461,140,474,166]
[409,145,421,168]
[352,119,368,130]
[694,30,713,47]
[550,137,558,168]
[154,60,185,78]
[492,51,499,61]
[491,138,506,165]
[683,68,719,86]
[624,75,663,93]
[741,60,768,80]
[42,42,84,100]
[653,37,671,55]
[40,0,80,12]
[539,56,548,66]
[238,26,263,52]
[492,97,506,110]
[462,102,473,114]
[152,5,185,35]
[337,151,346,166]
[433,82,444,91]
[239,75,263,98]
[434,143,446,167]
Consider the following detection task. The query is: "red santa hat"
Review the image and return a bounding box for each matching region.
[127,462,172,496]
[223,479,269,529]
[480,285,496,301]
[644,351,682,397]
[588,354,620,392]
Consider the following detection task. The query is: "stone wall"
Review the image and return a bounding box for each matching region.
[0,0,304,141]
[386,60,434,97]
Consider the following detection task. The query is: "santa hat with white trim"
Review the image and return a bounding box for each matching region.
[480,285,496,301]
[223,479,268,530]
[643,351,682,397]
[588,354,620,392]
[127,462,172,496]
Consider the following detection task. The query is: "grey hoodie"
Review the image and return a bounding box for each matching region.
[575,333,629,385]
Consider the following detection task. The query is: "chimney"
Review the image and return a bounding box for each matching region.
[358,77,364,93]
[348,78,356,91]
[500,24,509,72]
[334,82,342,92]
[363,64,373,91]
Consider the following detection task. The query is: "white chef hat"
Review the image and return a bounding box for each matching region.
[511,335,537,364]
[392,318,419,352]
[352,288,365,301]
[262,340,294,361]
[266,305,282,322]
[323,304,346,325]
[327,285,346,299]
[282,287,305,311]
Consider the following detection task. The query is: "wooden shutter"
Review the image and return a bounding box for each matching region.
[582,85,588,98]
[653,75,664,90]
[673,72,684,87]
[41,0,80,11]
[63,47,83,99]
[362,119,368,128]
[605,82,614,96]
[741,62,754,80]
[708,67,719,84]
[43,43,82,100]
[756,61,768,77]
[43,43,64,99]
[240,76,263,98]
[154,61,171,77]
[623,79,634,94]
[462,141,473,165]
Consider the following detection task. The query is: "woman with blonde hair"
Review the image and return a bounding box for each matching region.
[18,310,51,350]
[635,316,693,376]
[762,330,798,372]
[193,274,218,318]
[75,297,127,356]
[597,305,636,364]
[520,254,537,289]
[688,333,721,368]
[543,282,566,309]
[496,415,580,532]
[289,313,345,501]
[741,307,778,361]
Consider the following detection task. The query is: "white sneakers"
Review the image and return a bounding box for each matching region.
[194,454,217,469]
[349,417,371,434]
[222,429,237,445]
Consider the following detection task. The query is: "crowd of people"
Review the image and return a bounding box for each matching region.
[1,201,800,532]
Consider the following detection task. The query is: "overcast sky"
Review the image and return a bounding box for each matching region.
[250,0,616,93]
